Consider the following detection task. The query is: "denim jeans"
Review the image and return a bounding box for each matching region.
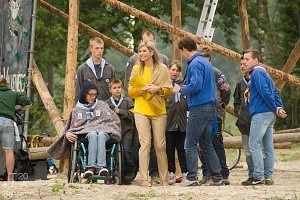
[249,112,275,180]
[241,134,254,178]
[185,103,222,182]
[86,131,110,168]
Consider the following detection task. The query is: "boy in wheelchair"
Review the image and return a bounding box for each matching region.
[48,81,121,179]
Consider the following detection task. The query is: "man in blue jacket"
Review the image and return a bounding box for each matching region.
[243,49,287,185]
[174,37,223,186]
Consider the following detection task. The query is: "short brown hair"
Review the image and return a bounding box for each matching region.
[178,37,197,51]
[242,49,261,63]
[0,77,9,86]
[89,37,104,47]
[141,30,156,41]
[198,45,212,61]
[109,79,123,89]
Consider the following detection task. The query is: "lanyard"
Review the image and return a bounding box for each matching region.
[110,96,124,108]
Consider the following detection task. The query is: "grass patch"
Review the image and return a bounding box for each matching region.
[276,143,300,162]
[51,181,65,194]
[127,190,157,199]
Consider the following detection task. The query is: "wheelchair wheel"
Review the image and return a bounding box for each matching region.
[68,141,82,183]
[222,131,241,170]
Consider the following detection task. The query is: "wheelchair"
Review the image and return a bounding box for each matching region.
[68,135,123,184]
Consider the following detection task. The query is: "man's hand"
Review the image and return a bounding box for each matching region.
[173,83,181,93]
[277,108,287,118]
[66,132,78,142]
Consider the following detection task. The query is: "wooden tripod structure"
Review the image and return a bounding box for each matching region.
[33,0,300,154]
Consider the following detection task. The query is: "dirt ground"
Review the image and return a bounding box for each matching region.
[1,161,300,200]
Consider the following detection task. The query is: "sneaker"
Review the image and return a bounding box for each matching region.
[265,178,274,185]
[175,173,186,183]
[151,176,160,185]
[98,167,109,176]
[241,177,253,186]
[199,176,211,185]
[84,168,94,179]
[176,179,199,187]
[251,177,265,185]
[169,172,176,185]
[222,178,230,185]
[209,180,224,186]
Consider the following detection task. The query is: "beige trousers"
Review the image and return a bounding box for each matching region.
[134,113,168,184]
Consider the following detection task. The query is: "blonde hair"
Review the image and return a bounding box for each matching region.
[89,37,104,47]
[137,41,160,74]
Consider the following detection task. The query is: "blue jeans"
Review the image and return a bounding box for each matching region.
[185,103,222,182]
[249,112,275,180]
[241,134,254,178]
[86,131,110,168]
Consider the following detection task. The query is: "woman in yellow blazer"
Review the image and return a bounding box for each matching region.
[129,41,172,187]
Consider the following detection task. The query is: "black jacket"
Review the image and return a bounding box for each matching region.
[166,79,188,132]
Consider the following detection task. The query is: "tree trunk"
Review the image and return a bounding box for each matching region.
[172,0,182,61]
[237,0,250,49]
[224,132,300,148]
[63,0,79,121]
[100,0,300,87]
[275,39,300,91]
[31,60,65,135]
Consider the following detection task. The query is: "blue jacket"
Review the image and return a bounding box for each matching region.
[180,52,216,109]
[249,66,283,116]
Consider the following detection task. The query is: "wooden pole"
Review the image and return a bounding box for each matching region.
[237,0,250,49]
[172,0,182,61]
[275,128,300,134]
[100,0,300,87]
[224,132,300,148]
[226,142,291,149]
[38,0,134,57]
[31,60,65,135]
[63,0,79,121]
[275,39,300,91]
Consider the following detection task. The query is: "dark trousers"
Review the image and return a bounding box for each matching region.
[122,131,136,179]
[199,118,229,179]
[166,130,187,173]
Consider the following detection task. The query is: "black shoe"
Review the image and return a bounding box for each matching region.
[251,178,265,185]
[199,176,211,185]
[265,178,274,185]
[209,180,224,186]
[241,177,253,186]
[222,178,230,185]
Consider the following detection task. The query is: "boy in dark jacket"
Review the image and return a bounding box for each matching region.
[0,78,31,181]
[106,79,136,183]
[233,58,253,185]
[165,62,187,184]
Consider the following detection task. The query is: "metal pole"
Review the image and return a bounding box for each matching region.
[23,0,38,140]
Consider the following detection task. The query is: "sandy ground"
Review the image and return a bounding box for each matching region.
[0,161,300,200]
